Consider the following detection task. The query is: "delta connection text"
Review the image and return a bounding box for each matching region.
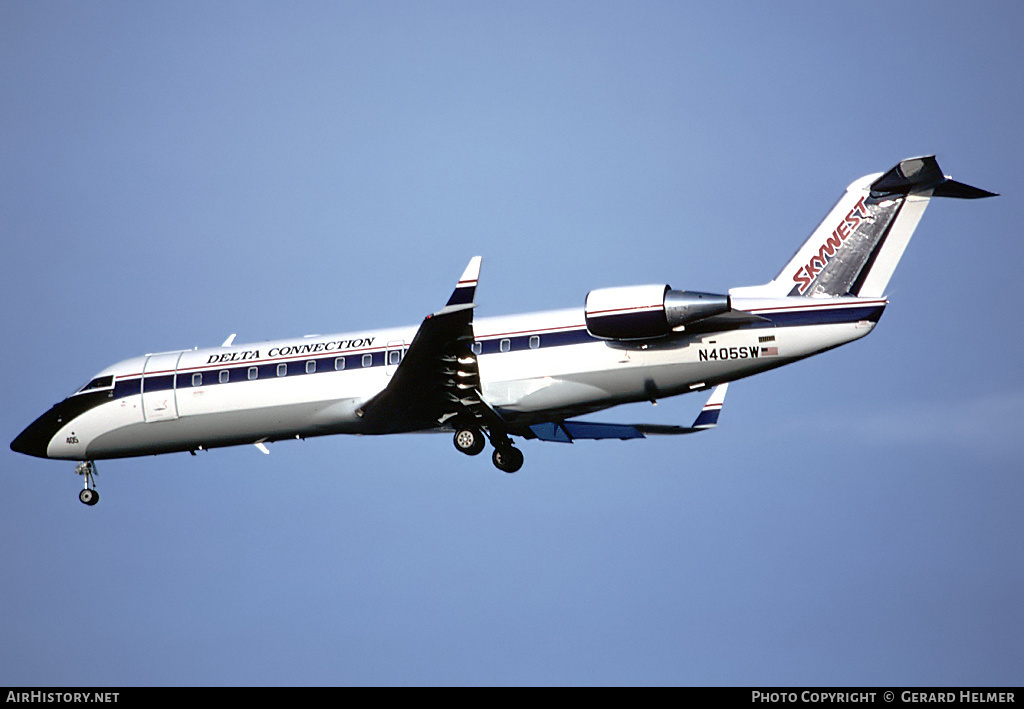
[205,337,377,365]
[751,691,1015,703]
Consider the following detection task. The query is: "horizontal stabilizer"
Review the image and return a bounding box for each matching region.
[870,156,997,199]
[932,180,999,199]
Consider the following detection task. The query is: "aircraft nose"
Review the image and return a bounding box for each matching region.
[10,406,64,459]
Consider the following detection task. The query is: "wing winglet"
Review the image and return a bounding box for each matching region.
[441,256,482,313]
[690,383,728,429]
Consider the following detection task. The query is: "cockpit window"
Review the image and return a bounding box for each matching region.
[77,375,113,394]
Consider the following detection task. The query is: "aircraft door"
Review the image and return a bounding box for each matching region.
[142,352,182,422]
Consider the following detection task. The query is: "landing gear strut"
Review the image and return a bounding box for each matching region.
[75,461,99,506]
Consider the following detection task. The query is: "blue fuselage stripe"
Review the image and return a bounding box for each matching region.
[101,303,883,402]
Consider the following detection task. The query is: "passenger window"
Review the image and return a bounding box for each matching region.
[335,357,345,371]
[500,339,511,353]
[389,350,401,366]
[306,360,316,374]
[277,363,287,377]
[529,335,540,349]
[248,367,258,381]
[472,342,482,355]
[192,373,202,387]
[362,354,372,368]
[219,370,229,384]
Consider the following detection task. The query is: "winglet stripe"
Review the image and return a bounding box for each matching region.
[443,256,482,310]
[691,383,728,429]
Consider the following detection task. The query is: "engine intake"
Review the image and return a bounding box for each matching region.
[585,284,730,340]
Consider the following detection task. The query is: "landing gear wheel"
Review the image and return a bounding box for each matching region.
[75,460,98,506]
[453,427,486,456]
[492,445,524,474]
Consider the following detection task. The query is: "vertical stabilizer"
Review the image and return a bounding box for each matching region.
[731,157,995,299]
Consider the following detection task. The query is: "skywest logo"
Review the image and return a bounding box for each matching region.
[792,196,871,294]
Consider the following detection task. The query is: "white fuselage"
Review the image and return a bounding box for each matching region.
[38,295,884,461]
[14,155,992,505]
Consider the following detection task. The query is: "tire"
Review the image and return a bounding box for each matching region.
[79,488,99,506]
[453,428,485,456]
[492,445,524,474]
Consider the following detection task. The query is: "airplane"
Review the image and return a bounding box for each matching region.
[11,156,995,505]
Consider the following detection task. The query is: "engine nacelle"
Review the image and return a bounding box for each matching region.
[584,284,731,340]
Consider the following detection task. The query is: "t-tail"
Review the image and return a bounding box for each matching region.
[732,156,996,299]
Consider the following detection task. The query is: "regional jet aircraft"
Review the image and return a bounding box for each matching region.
[11,156,994,504]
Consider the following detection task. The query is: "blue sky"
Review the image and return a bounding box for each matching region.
[2,2,1022,686]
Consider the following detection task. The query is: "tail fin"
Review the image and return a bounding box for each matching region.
[732,157,995,299]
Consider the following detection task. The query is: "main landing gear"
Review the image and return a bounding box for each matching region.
[75,461,99,506]
[452,426,524,474]
[491,443,524,474]
[453,427,486,456]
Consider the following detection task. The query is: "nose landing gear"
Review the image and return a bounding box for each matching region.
[75,461,99,506]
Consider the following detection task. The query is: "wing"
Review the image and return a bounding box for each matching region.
[526,384,729,442]
[357,257,489,434]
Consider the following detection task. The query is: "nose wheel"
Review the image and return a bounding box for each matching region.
[75,461,99,506]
